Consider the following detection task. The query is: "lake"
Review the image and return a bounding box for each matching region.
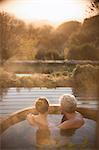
[0,87,72,117]
[0,87,98,118]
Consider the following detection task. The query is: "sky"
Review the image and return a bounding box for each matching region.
[0,0,90,24]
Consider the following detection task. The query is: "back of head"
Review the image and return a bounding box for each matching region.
[60,94,77,113]
[35,97,49,114]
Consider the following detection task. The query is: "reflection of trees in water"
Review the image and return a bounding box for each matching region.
[28,87,33,91]
[0,88,8,101]
[16,87,33,93]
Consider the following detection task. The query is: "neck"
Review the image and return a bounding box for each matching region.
[39,112,48,118]
[64,111,76,119]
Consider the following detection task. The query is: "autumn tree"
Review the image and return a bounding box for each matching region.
[89,0,99,15]
[66,43,99,60]
[0,12,19,64]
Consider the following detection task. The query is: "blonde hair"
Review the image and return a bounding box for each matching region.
[35,97,49,114]
[60,94,77,113]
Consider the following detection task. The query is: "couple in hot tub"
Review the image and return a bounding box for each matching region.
[27,94,84,146]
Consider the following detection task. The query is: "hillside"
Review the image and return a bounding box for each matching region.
[0,11,99,63]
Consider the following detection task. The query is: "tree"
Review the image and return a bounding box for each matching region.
[0,11,28,64]
[56,21,81,50]
[35,49,63,60]
[0,12,18,64]
[0,0,7,3]
[89,0,99,15]
[66,44,99,60]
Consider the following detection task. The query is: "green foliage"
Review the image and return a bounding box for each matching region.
[35,49,64,60]
[66,43,99,60]
[72,64,99,97]
[0,12,16,63]
[0,67,17,88]
[68,19,99,47]
[66,15,99,60]
[51,71,69,77]
[89,0,99,15]
[0,11,28,63]
[0,67,71,89]
[0,11,99,62]
[56,21,81,41]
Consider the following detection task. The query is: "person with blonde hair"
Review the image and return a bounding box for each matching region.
[58,94,84,130]
[27,97,56,147]
[27,97,49,129]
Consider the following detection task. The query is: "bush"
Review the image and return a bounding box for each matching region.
[35,49,64,60]
[0,68,15,88]
[66,44,99,60]
[72,64,99,97]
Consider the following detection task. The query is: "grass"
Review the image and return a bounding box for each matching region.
[1,64,98,99]
[0,67,72,89]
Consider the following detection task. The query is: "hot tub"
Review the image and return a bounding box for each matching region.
[0,113,96,150]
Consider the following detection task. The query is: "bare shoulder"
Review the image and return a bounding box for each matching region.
[75,111,85,126]
[75,111,83,117]
[26,113,35,124]
[27,113,34,118]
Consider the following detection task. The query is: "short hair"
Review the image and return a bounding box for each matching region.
[35,97,49,114]
[59,94,77,113]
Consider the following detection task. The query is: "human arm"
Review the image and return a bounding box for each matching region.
[26,113,36,126]
[57,118,84,130]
